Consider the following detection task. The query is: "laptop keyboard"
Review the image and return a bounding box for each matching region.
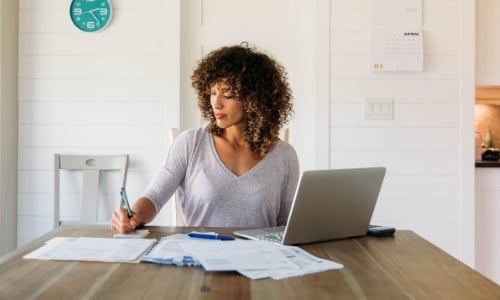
[255,231,284,243]
[233,226,286,244]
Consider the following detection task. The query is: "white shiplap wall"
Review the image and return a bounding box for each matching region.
[330,0,467,257]
[476,0,500,85]
[0,0,19,256]
[16,0,475,265]
[17,0,181,246]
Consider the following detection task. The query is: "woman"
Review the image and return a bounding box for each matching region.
[111,43,299,233]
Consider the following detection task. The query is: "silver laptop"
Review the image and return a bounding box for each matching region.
[234,167,386,245]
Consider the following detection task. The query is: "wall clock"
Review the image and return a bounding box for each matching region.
[70,0,113,32]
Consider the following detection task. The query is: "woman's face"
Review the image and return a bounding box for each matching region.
[210,82,244,130]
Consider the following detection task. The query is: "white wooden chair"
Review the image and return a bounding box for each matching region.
[168,127,288,226]
[53,154,129,228]
[279,127,289,143]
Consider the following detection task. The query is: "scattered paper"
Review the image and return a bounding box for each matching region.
[180,240,299,272]
[143,234,344,279]
[238,245,343,280]
[23,233,344,280]
[141,234,201,267]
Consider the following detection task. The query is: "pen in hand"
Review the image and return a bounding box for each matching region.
[120,187,133,219]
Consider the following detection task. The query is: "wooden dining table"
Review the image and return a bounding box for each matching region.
[0,225,499,299]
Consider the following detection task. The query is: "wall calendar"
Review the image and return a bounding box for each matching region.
[370,0,423,72]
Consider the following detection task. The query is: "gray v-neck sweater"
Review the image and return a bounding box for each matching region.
[141,127,300,227]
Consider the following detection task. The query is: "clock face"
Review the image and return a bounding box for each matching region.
[70,0,112,32]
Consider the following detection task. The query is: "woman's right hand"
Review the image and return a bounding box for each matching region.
[110,197,156,234]
[110,207,138,234]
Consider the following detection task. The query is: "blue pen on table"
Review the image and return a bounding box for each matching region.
[187,232,235,241]
[120,187,133,218]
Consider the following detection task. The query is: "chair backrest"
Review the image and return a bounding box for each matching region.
[54,154,129,228]
[279,128,289,143]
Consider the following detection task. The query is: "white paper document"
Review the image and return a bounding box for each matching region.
[238,245,344,280]
[141,234,201,266]
[113,229,150,239]
[180,240,299,272]
[23,237,156,263]
[178,239,343,279]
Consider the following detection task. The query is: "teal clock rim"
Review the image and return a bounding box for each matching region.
[69,0,113,33]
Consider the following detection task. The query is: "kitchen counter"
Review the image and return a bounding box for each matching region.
[475,161,500,167]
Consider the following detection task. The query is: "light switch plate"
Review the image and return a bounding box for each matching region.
[364,98,393,120]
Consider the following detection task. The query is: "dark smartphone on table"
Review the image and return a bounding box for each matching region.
[367,225,396,237]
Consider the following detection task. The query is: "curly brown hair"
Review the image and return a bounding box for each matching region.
[191,43,294,158]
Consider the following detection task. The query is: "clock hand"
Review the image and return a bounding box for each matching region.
[82,8,100,14]
[88,10,100,23]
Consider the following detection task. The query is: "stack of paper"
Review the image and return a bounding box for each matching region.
[141,234,201,267]
[141,234,343,280]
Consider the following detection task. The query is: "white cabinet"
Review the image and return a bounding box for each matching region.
[475,168,500,285]
[476,0,500,85]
